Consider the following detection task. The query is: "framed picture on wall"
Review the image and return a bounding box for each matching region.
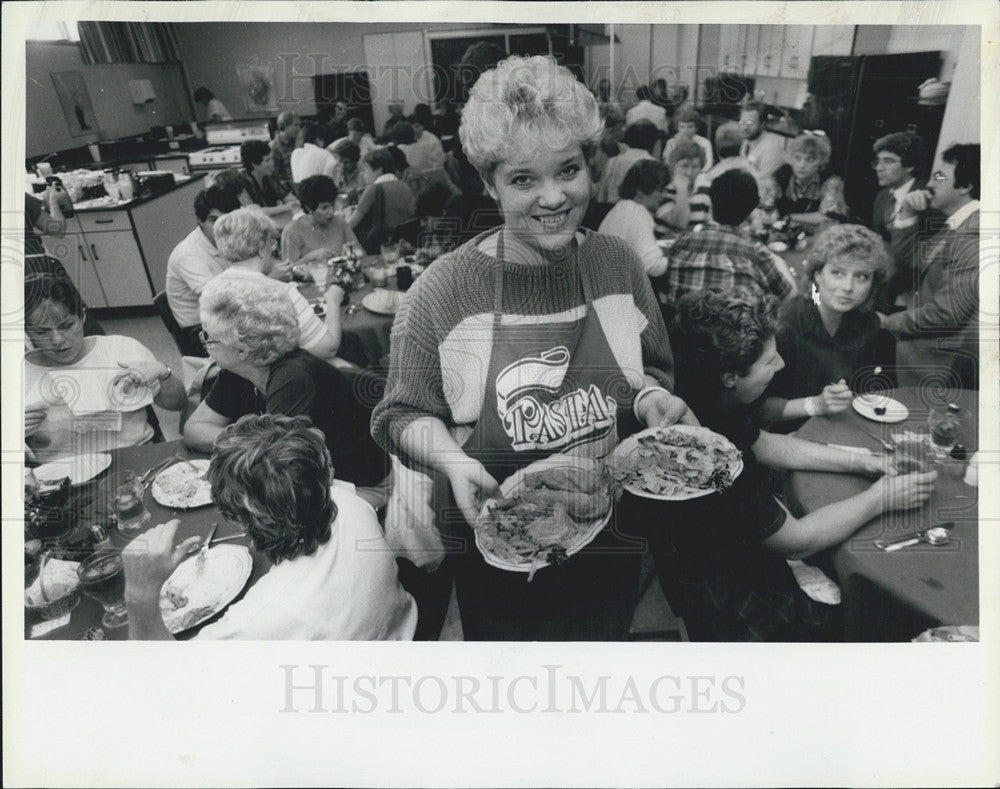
[51,71,99,136]
[237,65,279,113]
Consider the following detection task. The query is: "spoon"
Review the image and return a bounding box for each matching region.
[875,525,952,552]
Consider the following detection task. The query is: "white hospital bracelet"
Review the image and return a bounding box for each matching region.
[802,396,821,417]
[633,386,670,422]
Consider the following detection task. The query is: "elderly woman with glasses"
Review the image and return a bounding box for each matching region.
[123,414,417,640]
[184,277,390,507]
[770,132,849,230]
[371,55,694,641]
[24,274,185,462]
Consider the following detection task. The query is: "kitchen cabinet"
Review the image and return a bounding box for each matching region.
[739,26,760,74]
[84,230,151,308]
[755,25,784,77]
[718,26,742,71]
[811,26,854,57]
[779,26,815,79]
[42,231,108,309]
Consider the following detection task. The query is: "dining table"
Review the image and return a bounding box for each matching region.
[24,440,264,641]
[785,387,979,641]
[297,253,408,368]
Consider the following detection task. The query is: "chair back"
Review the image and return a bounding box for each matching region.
[154,291,205,357]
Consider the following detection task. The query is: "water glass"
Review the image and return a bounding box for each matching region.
[367,264,389,288]
[380,240,400,265]
[78,551,128,629]
[928,405,966,457]
[101,471,151,533]
[893,437,932,475]
[307,260,329,289]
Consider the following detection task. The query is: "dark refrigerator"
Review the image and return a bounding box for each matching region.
[804,51,945,225]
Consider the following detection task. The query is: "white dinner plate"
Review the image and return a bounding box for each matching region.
[159,545,252,634]
[475,455,613,575]
[33,453,112,486]
[852,396,909,423]
[150,459,213,509]
[611,425,744,501]
[362,289,402,315]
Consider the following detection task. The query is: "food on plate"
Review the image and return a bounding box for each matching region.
[151,460,212,508]
[612,426,741,496]
[24,557,80,606]
[366,288,398,312]
[475,457,612,567]
[159,576,229,632]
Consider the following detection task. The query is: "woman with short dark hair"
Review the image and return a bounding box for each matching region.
[349,147,416,254]
[123,413,417,641]
[598,159,671,276]
[280,174,359,266]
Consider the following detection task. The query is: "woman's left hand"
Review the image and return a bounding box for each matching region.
[637,390,700,429]
[115,360,169,397]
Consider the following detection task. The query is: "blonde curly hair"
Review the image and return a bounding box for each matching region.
[805,224,889,311]
[459,55,602,186]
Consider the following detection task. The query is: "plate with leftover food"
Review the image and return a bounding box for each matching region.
[33,453,112,486]
[852,395,909,423]
[361,288,402,315]
[159,545,252,634]
[474,455,613,577]
[150,459,212,509]
[611,425,743,500]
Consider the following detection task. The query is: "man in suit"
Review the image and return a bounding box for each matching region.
[870,131,934,310]
[880,143,980,388]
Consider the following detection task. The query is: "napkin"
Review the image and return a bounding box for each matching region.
[25,558,80,606]
[786,559,841,605]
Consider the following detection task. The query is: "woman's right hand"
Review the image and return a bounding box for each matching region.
[25,405,46,437]
[873,470,937,511]
[446,460,500,526]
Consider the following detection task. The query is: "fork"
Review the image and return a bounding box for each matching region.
[196,523,218,571]
[854,426,895,453]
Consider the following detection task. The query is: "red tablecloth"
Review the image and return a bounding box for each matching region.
[786,387,979,640]
[24,440,262,641]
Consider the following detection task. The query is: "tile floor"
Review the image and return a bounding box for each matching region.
[101,313,688,641]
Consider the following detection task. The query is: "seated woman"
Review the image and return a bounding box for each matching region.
[327,138,366,205]
[770,133,849,231]
[598,159,670,277]
[643,287,934,641]
[662,107,713,173]
[184,278,389,506]
[123,414,417,640]
[761,224,896,430]
[24,274,184,462]
[235,140,297,219]
[280,175,360,267]
[387,141,429,206]
[655,139,712,233]
[209,207,346,367]
[593,118,657,204]
[349,147,416,255]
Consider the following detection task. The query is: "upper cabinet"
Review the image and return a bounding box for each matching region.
[716,24,855,78]
[754,25,784,77]
[779,26,815,79]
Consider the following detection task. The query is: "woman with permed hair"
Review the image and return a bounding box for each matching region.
[760,224,896,429]
[123,413,416,640]
[371,55,694,641]
[770,132,849,230]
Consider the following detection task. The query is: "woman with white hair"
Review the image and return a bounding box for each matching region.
[125,414,416,640]
[371,55,695,641]
[184,278,390,506]
[206,206,346,368]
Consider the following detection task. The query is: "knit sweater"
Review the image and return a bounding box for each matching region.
[371,229,674,453]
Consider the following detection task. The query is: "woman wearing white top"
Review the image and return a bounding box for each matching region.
[123,414,417,640]
[598,159,670,277]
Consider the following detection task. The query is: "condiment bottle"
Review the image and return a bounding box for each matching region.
[117,170,135,202]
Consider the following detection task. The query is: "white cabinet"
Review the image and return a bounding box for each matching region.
[718,26,742,72]
[779,26,815,79]
[739,26,760,74]
[84,229,152,308]
[811,26,854,56]
[42,230,108,308]
[755,25,783,77]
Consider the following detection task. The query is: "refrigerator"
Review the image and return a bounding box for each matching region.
[804,51,945,225]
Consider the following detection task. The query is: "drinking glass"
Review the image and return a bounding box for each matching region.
[367,264,389,288]
[307,260,329,289]
[893,437,932,475]
[380,240,400,265]
[928,405,966,457]
[101,471,150,533]
[78,551,128,629]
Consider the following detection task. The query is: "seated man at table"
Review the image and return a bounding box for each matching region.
[184,278,389,507]
[280,175,360,267]
[165,184,242,356]
[659,169,795,313]
[123,414,417,640]
[207,207,346,367]
[639,287,936,641]
[879,143,980,389]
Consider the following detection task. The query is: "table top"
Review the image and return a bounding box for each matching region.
[24,440,262,641]
[787,387,979,632]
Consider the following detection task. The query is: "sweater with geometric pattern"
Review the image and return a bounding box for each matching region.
[371,228,674,453]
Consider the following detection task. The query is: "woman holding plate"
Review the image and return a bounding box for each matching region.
[371,55,694,641]
[649,287,936,641]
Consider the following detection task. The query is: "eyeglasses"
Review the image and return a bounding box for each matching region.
[931,171,949,182]
[801,129,827,138]
[198,329,221,347]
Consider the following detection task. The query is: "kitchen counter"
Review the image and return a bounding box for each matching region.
[71,173,205,212]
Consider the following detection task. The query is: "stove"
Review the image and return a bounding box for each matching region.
[188,119,272,171]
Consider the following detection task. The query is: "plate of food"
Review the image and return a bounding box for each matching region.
[159,545,252,634]
[150,459,212,509]
[474,455,613,577]
[852,395,909,423]
[361,288,402,315]
[610,425,743,500]
[33,453,112,486]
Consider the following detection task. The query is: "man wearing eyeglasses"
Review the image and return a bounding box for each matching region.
[879,143,981,388]
[869,132,937,311]
[738,102,786,180]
